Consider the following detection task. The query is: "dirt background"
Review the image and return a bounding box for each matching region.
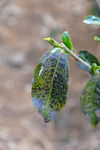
[0,0,100,150]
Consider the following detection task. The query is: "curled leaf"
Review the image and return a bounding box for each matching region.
[80,75,100,127]
[31,48,69,122]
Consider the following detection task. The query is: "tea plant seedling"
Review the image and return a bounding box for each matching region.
[31,17,100,127]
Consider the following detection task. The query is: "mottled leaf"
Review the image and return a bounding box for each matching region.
[31,49,69,123]
[83,15,100,25]
[40,48,62,64]
[62,31,73,52]
[80,75,100,127]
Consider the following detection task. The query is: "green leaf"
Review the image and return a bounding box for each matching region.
[78,50,100,74]
[91,63,100,75]
[31,50,69,123]
[62,31,73,51]
[80,76,100,127]
[94,36,100,42]
[33,63,42,82]
[83,15,100,25]
[79,50,100,66]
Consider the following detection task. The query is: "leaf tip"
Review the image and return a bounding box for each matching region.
[43,37,51,41]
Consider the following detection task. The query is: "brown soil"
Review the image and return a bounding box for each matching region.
[0,0,100,150]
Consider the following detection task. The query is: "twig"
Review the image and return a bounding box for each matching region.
[61,43,91,69]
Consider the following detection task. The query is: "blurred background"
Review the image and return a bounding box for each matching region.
[0,0,100,150]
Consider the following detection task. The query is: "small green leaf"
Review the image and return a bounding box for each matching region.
[94,36,100,42]
[91,63,100,75]
[31,50,69,122]
[33,63,42,82]
[44,38,62,48]
[83,15,100,25]
[80,76,100,127]
[78,50,100,74]
[62,31,73,51]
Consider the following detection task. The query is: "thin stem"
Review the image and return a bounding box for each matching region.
[61,43,91,69]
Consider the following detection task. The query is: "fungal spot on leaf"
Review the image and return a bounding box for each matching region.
[80,75,100,127]
[31,48,69,122]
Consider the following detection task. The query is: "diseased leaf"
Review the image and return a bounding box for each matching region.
[78,50,100,74]
[94,36,100,42]
[40,48,62,63]
[33,49,62,82]
[83,15,100,25]
[62,31,73,52]
[80,75,100,127]
[31,49,69,123]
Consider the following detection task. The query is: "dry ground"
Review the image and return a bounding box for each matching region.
[0,0,100,150]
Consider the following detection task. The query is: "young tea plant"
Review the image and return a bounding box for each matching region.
[31,30,100,127]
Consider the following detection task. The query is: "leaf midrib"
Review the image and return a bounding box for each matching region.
[46,52,62,110]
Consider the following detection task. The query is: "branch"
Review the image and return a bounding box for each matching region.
[61,43,91,69]
[44,38,100,74]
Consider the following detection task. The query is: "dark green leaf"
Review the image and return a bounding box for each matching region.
[62,31,73,51]
[78,50,100,74]
[83,15,100,25]
[94,36,100,42]
[80,76,100,127]
[78,50,100,66]
[31,50,69,123]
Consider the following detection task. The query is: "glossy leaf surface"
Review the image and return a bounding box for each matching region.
[62,31,73,52]
[83,15,100,25]
[31,48,69,122]
[80,76,100,127]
